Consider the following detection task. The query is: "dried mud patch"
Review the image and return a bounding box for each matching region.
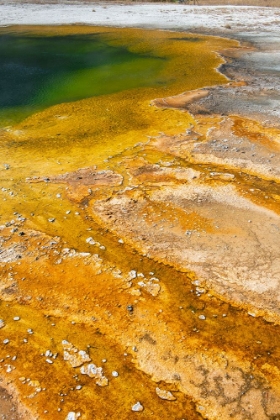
[91,164,280,322]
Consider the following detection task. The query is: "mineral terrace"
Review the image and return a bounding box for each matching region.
[1,3,280,420]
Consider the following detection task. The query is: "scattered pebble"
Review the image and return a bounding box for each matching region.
[128,270,137,279]
[138,279,161,297]
[132,402,144,412]
[86,237,96,245]
[46,359,53,364]
[6,364,15,373]
[65,412,81,420]
[62,340,91,367]
[198,315,206,320]
[196,287,206,295]
[48,218,55,223]
[112,371,119,377]
[155,387,176,401]
[3,339,9,345]
[192,280,200,286]
[13,316,20,321]
[0,319,5,329]
[96,376,109,387]
[75,385,82,390]
[80,363,109,386]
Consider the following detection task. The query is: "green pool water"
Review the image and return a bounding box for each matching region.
[0,32,165,126]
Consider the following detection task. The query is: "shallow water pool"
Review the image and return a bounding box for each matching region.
[0,31,166,125]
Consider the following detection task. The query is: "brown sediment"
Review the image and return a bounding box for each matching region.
[28,168,123,187]
[0,379,34,420]
[1,24,280,420]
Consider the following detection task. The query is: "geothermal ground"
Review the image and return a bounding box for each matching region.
[1,2,280,420]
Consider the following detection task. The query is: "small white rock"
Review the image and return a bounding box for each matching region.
[198,315,206,320]
[155,387,176,401]
[86,237,95,245]
[192,280,200,286]
[6,364,14,373]
[3,339,9,345]
[132,402,144,412]
[65,412,81,420]
[46,359,53,364]
[128,270,137,279]
[13,316,20,321]
[112,371,119,377]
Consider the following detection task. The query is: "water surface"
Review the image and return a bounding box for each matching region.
[0,31,164,125]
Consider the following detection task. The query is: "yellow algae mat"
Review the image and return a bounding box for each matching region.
[1,26,280,420]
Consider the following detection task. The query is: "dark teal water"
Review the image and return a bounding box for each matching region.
[0,32,165,125]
